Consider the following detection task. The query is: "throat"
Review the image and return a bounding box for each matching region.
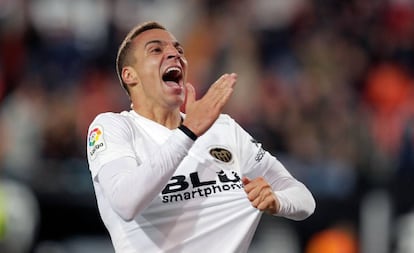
[134,109,183,129]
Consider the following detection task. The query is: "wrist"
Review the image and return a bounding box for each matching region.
[178,124,198,141]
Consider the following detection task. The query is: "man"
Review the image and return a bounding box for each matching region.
[87,21,315,253]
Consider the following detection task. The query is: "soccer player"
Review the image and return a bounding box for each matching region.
[86,21,315,253]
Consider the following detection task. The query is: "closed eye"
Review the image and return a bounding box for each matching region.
[150,46,162,53]
[176,46,184,55]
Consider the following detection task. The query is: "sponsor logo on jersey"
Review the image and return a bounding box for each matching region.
[251,139,265,162]
[161,169,243,204]
[209,147,233,163]
[88,125,105,160]
[255,148,265,162]
[251,138,260,147]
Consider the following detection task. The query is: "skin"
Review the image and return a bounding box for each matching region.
[242,177,279,214]
[121,28,280,215]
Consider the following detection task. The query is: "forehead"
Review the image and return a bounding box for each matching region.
[132,28,178,48]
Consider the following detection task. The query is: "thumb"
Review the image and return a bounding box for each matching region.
[242,176,251,185]
[185,82,196,111]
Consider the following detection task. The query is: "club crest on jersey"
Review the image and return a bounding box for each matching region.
[209,147,233,163]
[88,125,106,160]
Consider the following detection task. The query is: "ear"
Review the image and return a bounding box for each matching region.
[121,66,139,86]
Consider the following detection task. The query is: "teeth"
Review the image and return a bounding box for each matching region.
[166,67,181,73]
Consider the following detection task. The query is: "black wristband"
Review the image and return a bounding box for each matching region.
[178,124,198,141]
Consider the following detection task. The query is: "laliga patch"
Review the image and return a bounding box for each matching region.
[209,147,233,163]
[88,125,106,160]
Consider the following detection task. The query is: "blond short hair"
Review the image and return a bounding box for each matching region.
[116,21,166,96]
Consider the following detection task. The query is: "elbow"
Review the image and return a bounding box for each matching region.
[292,194,316,221]
[112,202,139,222]
[308,197,316,218]
[118,211,136,222]
[298,197,316,220]
[278,190,316,221]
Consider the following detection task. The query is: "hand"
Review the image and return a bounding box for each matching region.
[182,73,237,136]
[242,176,280,215]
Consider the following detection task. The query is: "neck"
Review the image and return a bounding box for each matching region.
[133,106,182,129]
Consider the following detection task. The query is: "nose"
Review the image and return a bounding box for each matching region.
[165,45,181,59]
[167,54,180,60]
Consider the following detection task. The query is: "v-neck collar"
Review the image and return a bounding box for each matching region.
[130,110,183,145]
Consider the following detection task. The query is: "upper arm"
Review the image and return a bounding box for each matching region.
[87,113,136,179]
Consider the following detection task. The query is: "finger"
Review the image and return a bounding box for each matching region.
[245,179,269,200]
[242,176,251,186]
[202,74,236,107]
[185,82,196,108]
[250,191,269,210]
[243,176,261,192]
[257,196,278,214]
[246,186,261,202]
[211,73,237,89]
[211,74,229,88]
[218,73,237,89]
[257,200,270,212]
[251,196,261,208]
[210,87,234,111]
[228,73,237,88]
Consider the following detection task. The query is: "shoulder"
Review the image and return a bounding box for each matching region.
[87,111,136,135]
[89,111,132,128]
[202,114,240,138]
[213,114,254,140]
[213,114,238,129]
[215,113,235,124]
[92,111,129,122]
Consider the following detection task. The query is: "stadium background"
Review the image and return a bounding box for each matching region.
[0,0,413,252]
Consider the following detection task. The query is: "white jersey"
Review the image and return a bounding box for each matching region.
[87,110,314,253]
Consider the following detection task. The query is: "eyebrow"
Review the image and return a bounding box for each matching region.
[144,40,183,49]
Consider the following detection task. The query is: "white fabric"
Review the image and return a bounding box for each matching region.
[87,110,315,253]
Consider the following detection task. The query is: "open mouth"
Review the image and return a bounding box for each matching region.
[162,67,183,86]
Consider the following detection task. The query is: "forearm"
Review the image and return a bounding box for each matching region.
[98,129,193,221]
[273,179,316,220]
[261,158,315,220]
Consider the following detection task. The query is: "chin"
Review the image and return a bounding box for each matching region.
[167,96,185,110]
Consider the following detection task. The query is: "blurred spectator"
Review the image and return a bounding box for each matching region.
[74,66,128,140]
[0,178,39,253]
[395,211,414,253]
[305,225,358,253]
[363,63,414,156]
[398,118,414,175]
[0,0,27,100]
[0,75,47,182]
[393,115,414,215]
[0,67,5,102]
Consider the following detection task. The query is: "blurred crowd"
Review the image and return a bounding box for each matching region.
[0,0,414,252]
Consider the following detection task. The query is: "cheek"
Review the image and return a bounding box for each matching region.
[137,62,160,82]
[182,58,188,72]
